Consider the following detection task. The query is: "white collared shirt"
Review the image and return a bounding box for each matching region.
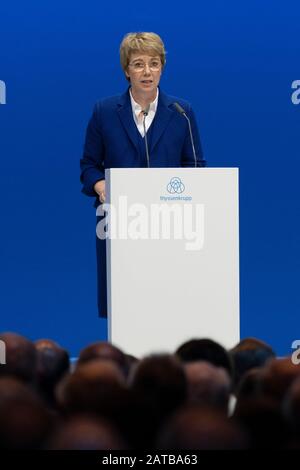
[129,88,159,137]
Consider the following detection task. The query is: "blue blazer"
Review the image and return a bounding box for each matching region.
[80,88,206,316]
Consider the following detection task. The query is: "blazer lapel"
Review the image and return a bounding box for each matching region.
[117,90,139,151]
[150,90,174,152]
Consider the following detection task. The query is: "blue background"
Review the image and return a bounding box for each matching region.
[0,0,299,357]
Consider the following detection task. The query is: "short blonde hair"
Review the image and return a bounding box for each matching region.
[120,32,166,74]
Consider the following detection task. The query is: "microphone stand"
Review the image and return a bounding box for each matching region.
[142,106,150,168]
[173,102,197,168]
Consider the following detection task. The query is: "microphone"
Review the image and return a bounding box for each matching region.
[173,102,197,168]
[142,105,150,168]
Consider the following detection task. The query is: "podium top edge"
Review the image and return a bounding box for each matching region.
[105,167,239,172]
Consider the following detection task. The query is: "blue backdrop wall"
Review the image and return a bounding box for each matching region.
[0,0,299,357]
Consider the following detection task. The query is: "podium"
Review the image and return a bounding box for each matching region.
[104,168,239,358]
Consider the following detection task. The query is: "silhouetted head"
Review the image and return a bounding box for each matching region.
[57,358,135,444]
[233,397,290,449]
[282,377,300,433]
[176,338,233,379]
[235,367,264,403]
[0,377,39,408]
[35,339,70,405]
[0,332,37,383]
[129,354,187,418]
[0,380,55,449]
[157,405,248,449]
[230,337,275,392]
[78,342,129,377]
[184,360,231,412]
[60,359,132,418]
[47,415,127,450]
[260,357,300,403]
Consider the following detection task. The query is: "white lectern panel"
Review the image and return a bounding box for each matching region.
[105,168,239,357]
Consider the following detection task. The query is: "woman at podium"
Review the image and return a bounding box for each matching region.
[80,32,206,317]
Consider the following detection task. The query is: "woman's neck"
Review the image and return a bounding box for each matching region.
[131,88,157,110]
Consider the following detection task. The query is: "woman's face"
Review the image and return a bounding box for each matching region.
[125,53,162,95]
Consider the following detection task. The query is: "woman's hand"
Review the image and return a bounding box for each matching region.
[94,180,106,203]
